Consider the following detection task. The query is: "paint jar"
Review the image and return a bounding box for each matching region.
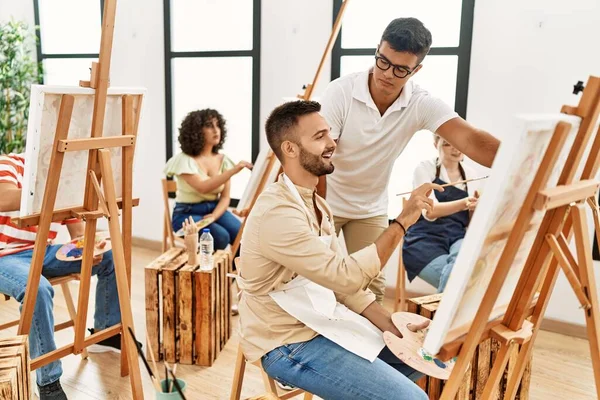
[155,379,187,399]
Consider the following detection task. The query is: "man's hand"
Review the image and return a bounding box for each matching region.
[397,183,445,228]
[361,302,431,339]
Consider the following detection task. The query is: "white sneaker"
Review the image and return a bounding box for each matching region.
[275,380,296,391]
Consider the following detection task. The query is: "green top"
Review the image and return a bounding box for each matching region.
[163,152,235,203]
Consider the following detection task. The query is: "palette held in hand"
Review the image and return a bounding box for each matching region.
[56,232,112,262]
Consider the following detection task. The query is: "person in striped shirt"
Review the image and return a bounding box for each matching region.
[0,153,123,400]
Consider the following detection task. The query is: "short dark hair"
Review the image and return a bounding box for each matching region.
[178,109,227,156]
[265,100,321,161]
[380,17,432,65]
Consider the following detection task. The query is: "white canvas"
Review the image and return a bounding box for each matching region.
[423,113,581,355]
[20,85,145,217]
[236,147,281,212]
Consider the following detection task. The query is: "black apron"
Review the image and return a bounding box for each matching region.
[402,162,470,281]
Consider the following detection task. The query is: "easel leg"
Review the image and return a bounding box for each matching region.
[480,341,515,399]
[120,94,135,377]
[505,255,561,400]
[60,282,88,360]
[74,219,98,355]
[572,204,600,398]
[98,149,143,399]
[18,95,75,335]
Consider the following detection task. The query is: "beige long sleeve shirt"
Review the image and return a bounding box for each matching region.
[238,176,381,362]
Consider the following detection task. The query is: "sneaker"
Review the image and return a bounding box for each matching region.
[38,380,68,400]
[86,328,142,353]
[275,380,296,391]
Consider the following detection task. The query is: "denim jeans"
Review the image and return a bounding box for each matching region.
[262,335,428,400]
[0,245,121,386]
[172,201,241,250]
[418,239,463,292]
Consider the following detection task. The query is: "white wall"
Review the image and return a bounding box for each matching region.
[0,0,33,25]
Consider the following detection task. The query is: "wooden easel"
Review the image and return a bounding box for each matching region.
[230,0,351,256]
[428,76,600,400]
[12,0,144,398]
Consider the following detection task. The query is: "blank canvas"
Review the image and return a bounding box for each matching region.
[20,85,145,217]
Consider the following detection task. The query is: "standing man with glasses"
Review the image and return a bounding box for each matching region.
[320,17,499,304]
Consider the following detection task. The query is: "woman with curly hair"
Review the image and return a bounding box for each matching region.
[164,109,252,250]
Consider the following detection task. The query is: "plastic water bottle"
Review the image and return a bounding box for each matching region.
[199,228,214,271]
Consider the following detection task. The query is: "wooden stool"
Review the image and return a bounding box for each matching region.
[1,275,89,360]
[230,344,314,400]
[145,248,232,366]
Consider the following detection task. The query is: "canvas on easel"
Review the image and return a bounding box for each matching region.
[20,85,144,216]
[384,76,600,400]
[423,113,581,354]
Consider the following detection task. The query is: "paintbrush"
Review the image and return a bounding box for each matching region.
[395,176,489,196]
[144,328,161,391]
[169,363,178,393]
[127,327,162,392]
[165,361,187,399]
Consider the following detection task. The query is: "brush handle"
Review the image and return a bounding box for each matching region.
[168,367,187,400]
[395,176,489,196]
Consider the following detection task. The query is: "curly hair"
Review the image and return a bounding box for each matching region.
[178,109,227,156]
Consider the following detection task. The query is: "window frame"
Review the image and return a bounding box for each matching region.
[330,0,475,118]
[33,0,104,81]
[163,0,262,206]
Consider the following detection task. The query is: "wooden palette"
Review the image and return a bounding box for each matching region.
[384,312,455,380]
[56,231,112,262]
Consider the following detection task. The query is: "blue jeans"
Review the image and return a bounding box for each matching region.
[262,335,428,400]
[418,239,463,292]
[0,245,121,386]
[172,201,241,250]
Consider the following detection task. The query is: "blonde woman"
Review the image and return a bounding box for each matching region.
[402,135,480,292]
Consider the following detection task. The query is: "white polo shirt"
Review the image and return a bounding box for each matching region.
[320,68,459,219]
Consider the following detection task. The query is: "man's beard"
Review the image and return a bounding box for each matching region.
[299,146,335,176]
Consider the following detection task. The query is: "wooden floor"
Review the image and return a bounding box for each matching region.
[0,246,596,399]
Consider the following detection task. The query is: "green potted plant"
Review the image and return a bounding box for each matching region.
[0,20,42,154]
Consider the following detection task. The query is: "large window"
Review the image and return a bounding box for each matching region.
[34,0,102,85]
[331,0,475,216]
[164,0,261,204]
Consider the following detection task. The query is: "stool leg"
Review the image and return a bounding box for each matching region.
[60,282,88,360]
[230,347,247,400]
[262,372,279,396]
[303,393,314,399]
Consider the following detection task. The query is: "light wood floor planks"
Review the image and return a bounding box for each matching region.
[0,247,596,399]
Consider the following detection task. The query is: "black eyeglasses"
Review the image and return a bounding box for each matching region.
[374,51,416,79]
